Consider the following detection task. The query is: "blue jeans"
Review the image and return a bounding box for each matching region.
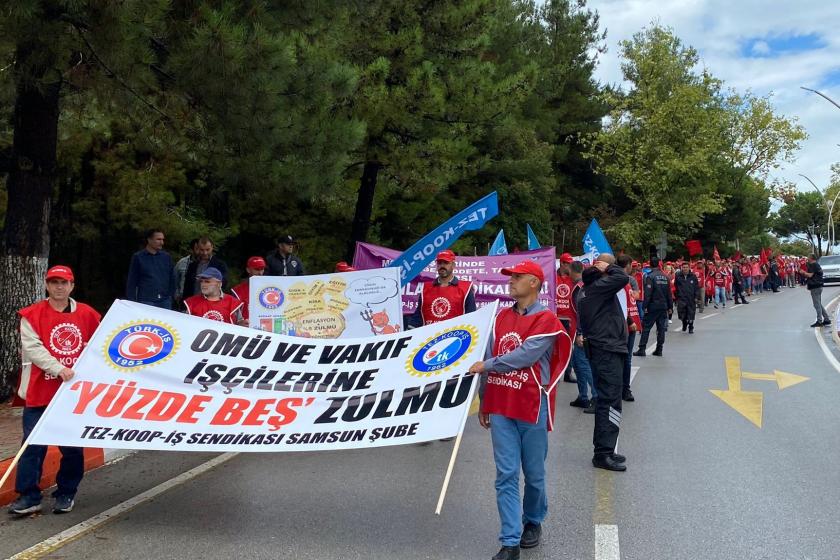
[572,345,597,400]
[714,286,726,306]
[15,407,84,501]
[491,395,549,547]
[623,331,636,390]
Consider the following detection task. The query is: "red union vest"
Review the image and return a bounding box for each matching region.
[624,285,642,331]
[555,274,577,334]
[184,294,244,324]
[634,272,645,301]
[231,280,250,321]
[714,270,725,287]
[18,299,101,407]
[481,307,571,430]
[419,280,473,325]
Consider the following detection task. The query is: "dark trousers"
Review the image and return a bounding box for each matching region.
[590,347,625,457]
[637,308,668,349]
[733,282,747,303]
[15,407,84,501]
[623,331,635,391]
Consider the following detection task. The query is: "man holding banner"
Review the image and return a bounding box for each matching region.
[10,266,101,515]
[469,260,571,560]
[406,250,476,328]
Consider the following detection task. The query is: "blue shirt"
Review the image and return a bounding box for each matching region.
[126,249,175,303]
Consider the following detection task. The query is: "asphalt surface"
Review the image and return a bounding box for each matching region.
[2,285,839,560]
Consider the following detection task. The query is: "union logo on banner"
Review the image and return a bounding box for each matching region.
[258,287,284,310]
[104,321,178,370]
[406,326,478,377]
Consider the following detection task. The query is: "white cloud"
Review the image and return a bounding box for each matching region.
[587,0,840,191]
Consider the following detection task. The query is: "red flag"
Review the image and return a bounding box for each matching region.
[759,249,768,266]
[732,250,742,261]
[685,240,702,256]
[713,245,720,261]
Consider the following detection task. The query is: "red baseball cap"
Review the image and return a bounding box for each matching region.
[46,265,74,282]
[246,256,266,270]
[631,261,640,267]
[501,260,545,284]
[335,261,356,273]
[559,252,574,264]
[436,250,456,263]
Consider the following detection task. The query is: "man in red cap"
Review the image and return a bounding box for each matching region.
[184,267,245,325]
[334,261,356,273]
[231,256,266,322]
[469,260,571,560]
[10,266,101,516]
[407,249,475,328]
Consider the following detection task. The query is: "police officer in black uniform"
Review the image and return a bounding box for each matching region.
[633,257,672,357]
[674,262,699,333]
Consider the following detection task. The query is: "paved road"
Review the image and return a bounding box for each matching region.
[2,285,839,559]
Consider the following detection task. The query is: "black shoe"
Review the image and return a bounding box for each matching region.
[583,402,596,414]
[592,454,627,472]
[652,347,663,356]
[611,452,626,463]
[492,546,520,560]
[742,301,749,304]
[688,324,694,334]
[520,523,542,549]
[622,388,634,402]
[52,495,75,514]
[810,321,823,328]
[570,397,590,408]
[681,322,687,332]
[632,348,646,357]
[8,496,42,515]
[733,301,740,305]
[823,319,832,326]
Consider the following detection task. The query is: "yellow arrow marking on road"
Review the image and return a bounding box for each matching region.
[710,357,809,428]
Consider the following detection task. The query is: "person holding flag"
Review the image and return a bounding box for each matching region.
[10,266,101,515]
[230,256,266,322]
[469,260,570,560]
[407,250,475,328]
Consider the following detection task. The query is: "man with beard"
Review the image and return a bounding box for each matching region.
[407,250,475,328]
[184,267,244,325]
[674,262,699,333]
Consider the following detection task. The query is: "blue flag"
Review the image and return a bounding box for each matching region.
[526,224,541,250]
[489,229,508,256]
[582,218,612,258]
[391,192,499,284]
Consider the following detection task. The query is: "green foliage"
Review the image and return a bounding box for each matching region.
[771,191,827,256]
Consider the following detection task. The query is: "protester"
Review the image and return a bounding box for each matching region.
[231,256,267,322]
[617,255,641,402]
[174,238,199,307]
[693,259,705,313]
[711,263,726,309]
[266,234,305,276]
[731,261,749,305]
[799,255,831,328]
[674,262,699,333]
[568,261,597,412]
[555,253,578,384]
[125,228,176,309]
[407,250,475,328]
[469,260,568,560]
[634,257,672,357]
[577,254,629,472]
[768,257,781,293]
[10,266,101,515]
[184,267,244,325]
[182,237,229,300]
[335,261,356,272]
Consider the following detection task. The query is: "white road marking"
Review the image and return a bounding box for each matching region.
[595,524,621,560]
[8,453,239,559]
[629,366,640,385]
[751,297,762,302]
[700,313,720,320]
[815,293,840,375]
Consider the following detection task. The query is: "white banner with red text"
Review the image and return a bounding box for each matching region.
[28,300,495,452]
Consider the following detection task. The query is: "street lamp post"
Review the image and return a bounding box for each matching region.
[799,173,832,255]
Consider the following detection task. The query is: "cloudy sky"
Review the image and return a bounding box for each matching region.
[586,0,840,191]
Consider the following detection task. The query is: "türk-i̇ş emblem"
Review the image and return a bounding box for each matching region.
[259,287,284,310]
[406,326,478,377]
[105,321,178,370]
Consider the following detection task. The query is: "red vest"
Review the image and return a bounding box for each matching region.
[18,299,101,407]
[634,272,645,300]
[481,307,571,430]
[184,294,244,324]
[624,285,642,331]
[231,280,250,320]
[555,275,577,334]
[714,271,726,287]
[419,280,473,325]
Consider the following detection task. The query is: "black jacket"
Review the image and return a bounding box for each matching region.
[182,256,229,299]
[674,271,699,303]
[578,264,630,354]
[806,261,824,290]
[266,251,305,276]
[643,268,673,312]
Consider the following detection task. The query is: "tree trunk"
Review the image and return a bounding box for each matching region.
[0,40,61,401]
[346,160,381,261]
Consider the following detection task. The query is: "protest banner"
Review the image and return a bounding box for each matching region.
[24,300,495,453]
[353,242,557,314]
[248,268,403,338]
[389,191,499,284]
